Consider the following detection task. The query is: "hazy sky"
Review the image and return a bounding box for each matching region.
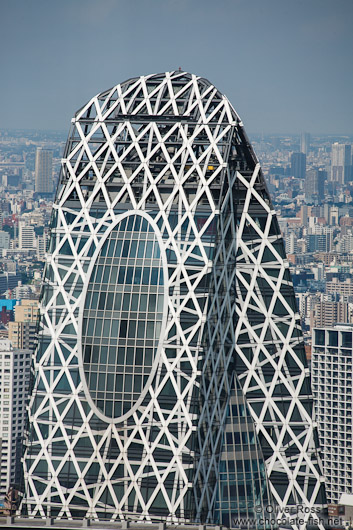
[1,0,352,134]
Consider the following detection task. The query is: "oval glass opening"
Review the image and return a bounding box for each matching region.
[81,214,164,419]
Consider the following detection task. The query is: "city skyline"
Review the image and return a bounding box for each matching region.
[1,0,353,524]
[0,0,353,134]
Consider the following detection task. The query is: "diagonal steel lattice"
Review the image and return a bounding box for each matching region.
[23,72,326,529]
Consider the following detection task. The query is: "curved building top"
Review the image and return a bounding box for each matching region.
[74,70,242,125]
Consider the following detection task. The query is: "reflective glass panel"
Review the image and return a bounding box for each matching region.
[82,214,164,418]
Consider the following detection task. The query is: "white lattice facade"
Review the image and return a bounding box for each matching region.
[23,72,325,529]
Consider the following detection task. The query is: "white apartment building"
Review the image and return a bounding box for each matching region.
[0,340,31,497]
[312,326,353,504]
[18,224,35,251]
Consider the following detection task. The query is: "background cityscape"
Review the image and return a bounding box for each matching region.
[1,126,353,519]
[1,0,353,526]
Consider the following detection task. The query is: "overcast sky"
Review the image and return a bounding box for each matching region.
[1,0,352,134]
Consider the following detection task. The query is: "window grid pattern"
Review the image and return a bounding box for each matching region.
[215,377,274,530]
[82,214,164,418]
[312,327,353,505]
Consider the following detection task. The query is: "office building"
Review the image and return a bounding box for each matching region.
[312,326,353,504]
[0,340,31,496]
[34,148,53,195]
[0,232,10,251]
[0,274,21,298]
[23,72,325,528]
[326,278,353,300]
[290,152,306,179]
[18,224,35,250]
[300,132,310,155]
[306,233,331,253]
[305,169,325,203]
[331,143,352,184]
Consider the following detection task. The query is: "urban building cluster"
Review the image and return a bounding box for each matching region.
[253,132,353,523]
[0,73,353,527]
[0,130,62,510]
[256,136,353,337]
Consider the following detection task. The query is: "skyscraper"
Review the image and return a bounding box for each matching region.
[34,147,53,195]
[331,143,352,184]
[300,132,310,155]
[304,169,325,203]
[290,152,306,179]
[23,72,325,528]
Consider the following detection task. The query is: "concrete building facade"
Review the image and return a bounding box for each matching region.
[0,340,31,497]
[312,326,353,504]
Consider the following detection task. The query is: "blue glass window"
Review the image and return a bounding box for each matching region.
[82,214,164,419]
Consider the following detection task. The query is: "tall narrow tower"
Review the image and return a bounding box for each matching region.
[35,147,53,194]
[23,72,326,529]
[300,132,310,155]
[331,143,352,184]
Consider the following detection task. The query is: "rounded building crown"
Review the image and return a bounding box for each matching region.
[75,71,242,125]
